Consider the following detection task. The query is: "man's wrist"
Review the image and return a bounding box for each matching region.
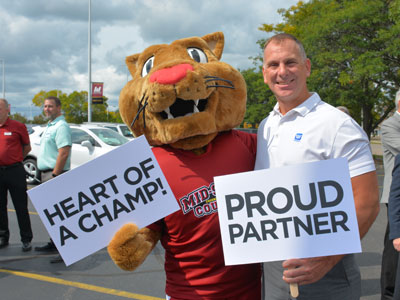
[52,173,57,177]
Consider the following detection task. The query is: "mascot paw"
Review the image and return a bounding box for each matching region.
[107,223,160,271]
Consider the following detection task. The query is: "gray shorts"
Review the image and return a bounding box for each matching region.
[264,254,361,300]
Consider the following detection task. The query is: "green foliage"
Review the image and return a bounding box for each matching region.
[10,112,28,123]
[31,90,123,124]
[240,67,276,126]
[32,114,47,124]
[257,0,400,137]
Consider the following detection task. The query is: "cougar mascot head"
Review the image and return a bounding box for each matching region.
[119,31,246,151]
[108,32,261,299]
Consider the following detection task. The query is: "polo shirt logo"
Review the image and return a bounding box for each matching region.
[294,133,303,142]
[4,132,12,136]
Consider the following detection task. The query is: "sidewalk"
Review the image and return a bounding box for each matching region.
[370,138,383,158]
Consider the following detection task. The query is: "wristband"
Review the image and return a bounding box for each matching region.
[52,173,57,177]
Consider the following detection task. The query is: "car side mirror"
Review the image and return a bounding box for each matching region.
[81,140,94,151]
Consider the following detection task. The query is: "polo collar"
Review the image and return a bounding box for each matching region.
[47,115,64,127]
[272,92,322,117]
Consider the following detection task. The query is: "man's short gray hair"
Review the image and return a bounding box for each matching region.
[396,89,400,110]
[0,98,9,106]
[263,33,307,65]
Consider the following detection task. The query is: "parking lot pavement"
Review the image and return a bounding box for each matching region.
[370,139,383,157]
[0,193,166,300]
[0,158,386,299]
[357,159,385,300]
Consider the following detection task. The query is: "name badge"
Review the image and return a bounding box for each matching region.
[4,132,12,136]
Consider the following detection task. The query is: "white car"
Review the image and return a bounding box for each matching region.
[24,124,129,184]
[83,122,134,139]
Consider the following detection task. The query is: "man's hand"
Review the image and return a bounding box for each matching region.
[393,238,400,251]
[282,255,343,285]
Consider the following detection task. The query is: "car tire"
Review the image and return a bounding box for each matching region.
[23,158,40,185]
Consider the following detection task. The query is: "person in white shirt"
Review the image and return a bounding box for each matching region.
[255,33,380,300]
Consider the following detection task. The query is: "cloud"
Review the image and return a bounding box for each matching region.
[0,0,299,117]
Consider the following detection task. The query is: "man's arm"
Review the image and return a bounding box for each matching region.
[353,171,380,238]
[389,155,400,251]
[52,146,71,176]
[22,144,31,158]
[381,121,400,157]
[282,170,380,285]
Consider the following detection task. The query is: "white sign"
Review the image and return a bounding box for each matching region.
[214,158,361,266]
[28,136,179,266]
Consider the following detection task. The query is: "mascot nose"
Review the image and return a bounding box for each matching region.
[150,63,194,84]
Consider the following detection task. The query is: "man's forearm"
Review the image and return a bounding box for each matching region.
[53,146,71,175]
[22,144,31,158]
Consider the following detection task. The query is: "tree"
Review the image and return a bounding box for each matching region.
[31,90,120,124]
[258,0,400,138]
[32,114,47,124]
[240,67,275,126]
[10,112,28,124]
[108,110,123,123]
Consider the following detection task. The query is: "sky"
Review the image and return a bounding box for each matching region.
[0,0,300,118]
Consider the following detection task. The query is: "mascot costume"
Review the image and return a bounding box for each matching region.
[108,32,261,300]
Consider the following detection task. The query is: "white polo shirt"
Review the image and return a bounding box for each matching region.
[255,93,375,177]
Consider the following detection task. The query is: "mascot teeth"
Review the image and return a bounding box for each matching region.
[160,98,207,120]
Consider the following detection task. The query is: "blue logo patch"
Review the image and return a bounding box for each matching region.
[294,133,303,142]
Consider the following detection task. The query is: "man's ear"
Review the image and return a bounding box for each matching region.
[202,32,224,60]
[126,54,140,77]
[306,58,311,77]
[262,66,269,84]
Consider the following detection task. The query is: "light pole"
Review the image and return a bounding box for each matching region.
[88,0,92,122]
[0,58,4,99]
[119,64,129,83]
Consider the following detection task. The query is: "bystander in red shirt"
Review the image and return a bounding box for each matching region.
[0,118,30,166]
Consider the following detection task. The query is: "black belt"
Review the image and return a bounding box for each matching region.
[41,169,68,174]
[0,162,22,170]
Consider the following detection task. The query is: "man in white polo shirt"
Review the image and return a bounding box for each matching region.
[255,33,380,300]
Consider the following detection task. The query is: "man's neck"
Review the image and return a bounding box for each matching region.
[0,116,8,126]
[49,114,62,122]
[277,92,312,116]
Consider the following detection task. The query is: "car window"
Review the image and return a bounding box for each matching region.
[104,126,118,132]
[89,128,129,146]
[71,128,98,146]
[120,125,134,138]
[26,124,34,134]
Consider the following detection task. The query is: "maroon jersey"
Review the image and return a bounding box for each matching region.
[149,130,261,300]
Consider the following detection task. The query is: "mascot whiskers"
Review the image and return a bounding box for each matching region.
[108,32,261,300]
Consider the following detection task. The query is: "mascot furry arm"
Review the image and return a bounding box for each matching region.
[108,32,261,299]
[108,223,160,271]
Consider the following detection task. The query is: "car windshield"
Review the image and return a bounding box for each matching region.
[120,125,134,138]
[26,125,34,134]
[89,128,129,146]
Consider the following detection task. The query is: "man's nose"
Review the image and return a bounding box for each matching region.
[277,63,288,76]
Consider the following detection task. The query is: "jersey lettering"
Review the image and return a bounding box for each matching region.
[179,182,217,218]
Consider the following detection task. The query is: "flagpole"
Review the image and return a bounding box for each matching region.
[0,59,4,98]
[88,0,92,122]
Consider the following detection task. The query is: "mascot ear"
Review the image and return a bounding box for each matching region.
[202,32,224,60]
[126,53,140,77]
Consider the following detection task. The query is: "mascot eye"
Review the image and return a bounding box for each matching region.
[187,48,208,63]
[141,56,155,77]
